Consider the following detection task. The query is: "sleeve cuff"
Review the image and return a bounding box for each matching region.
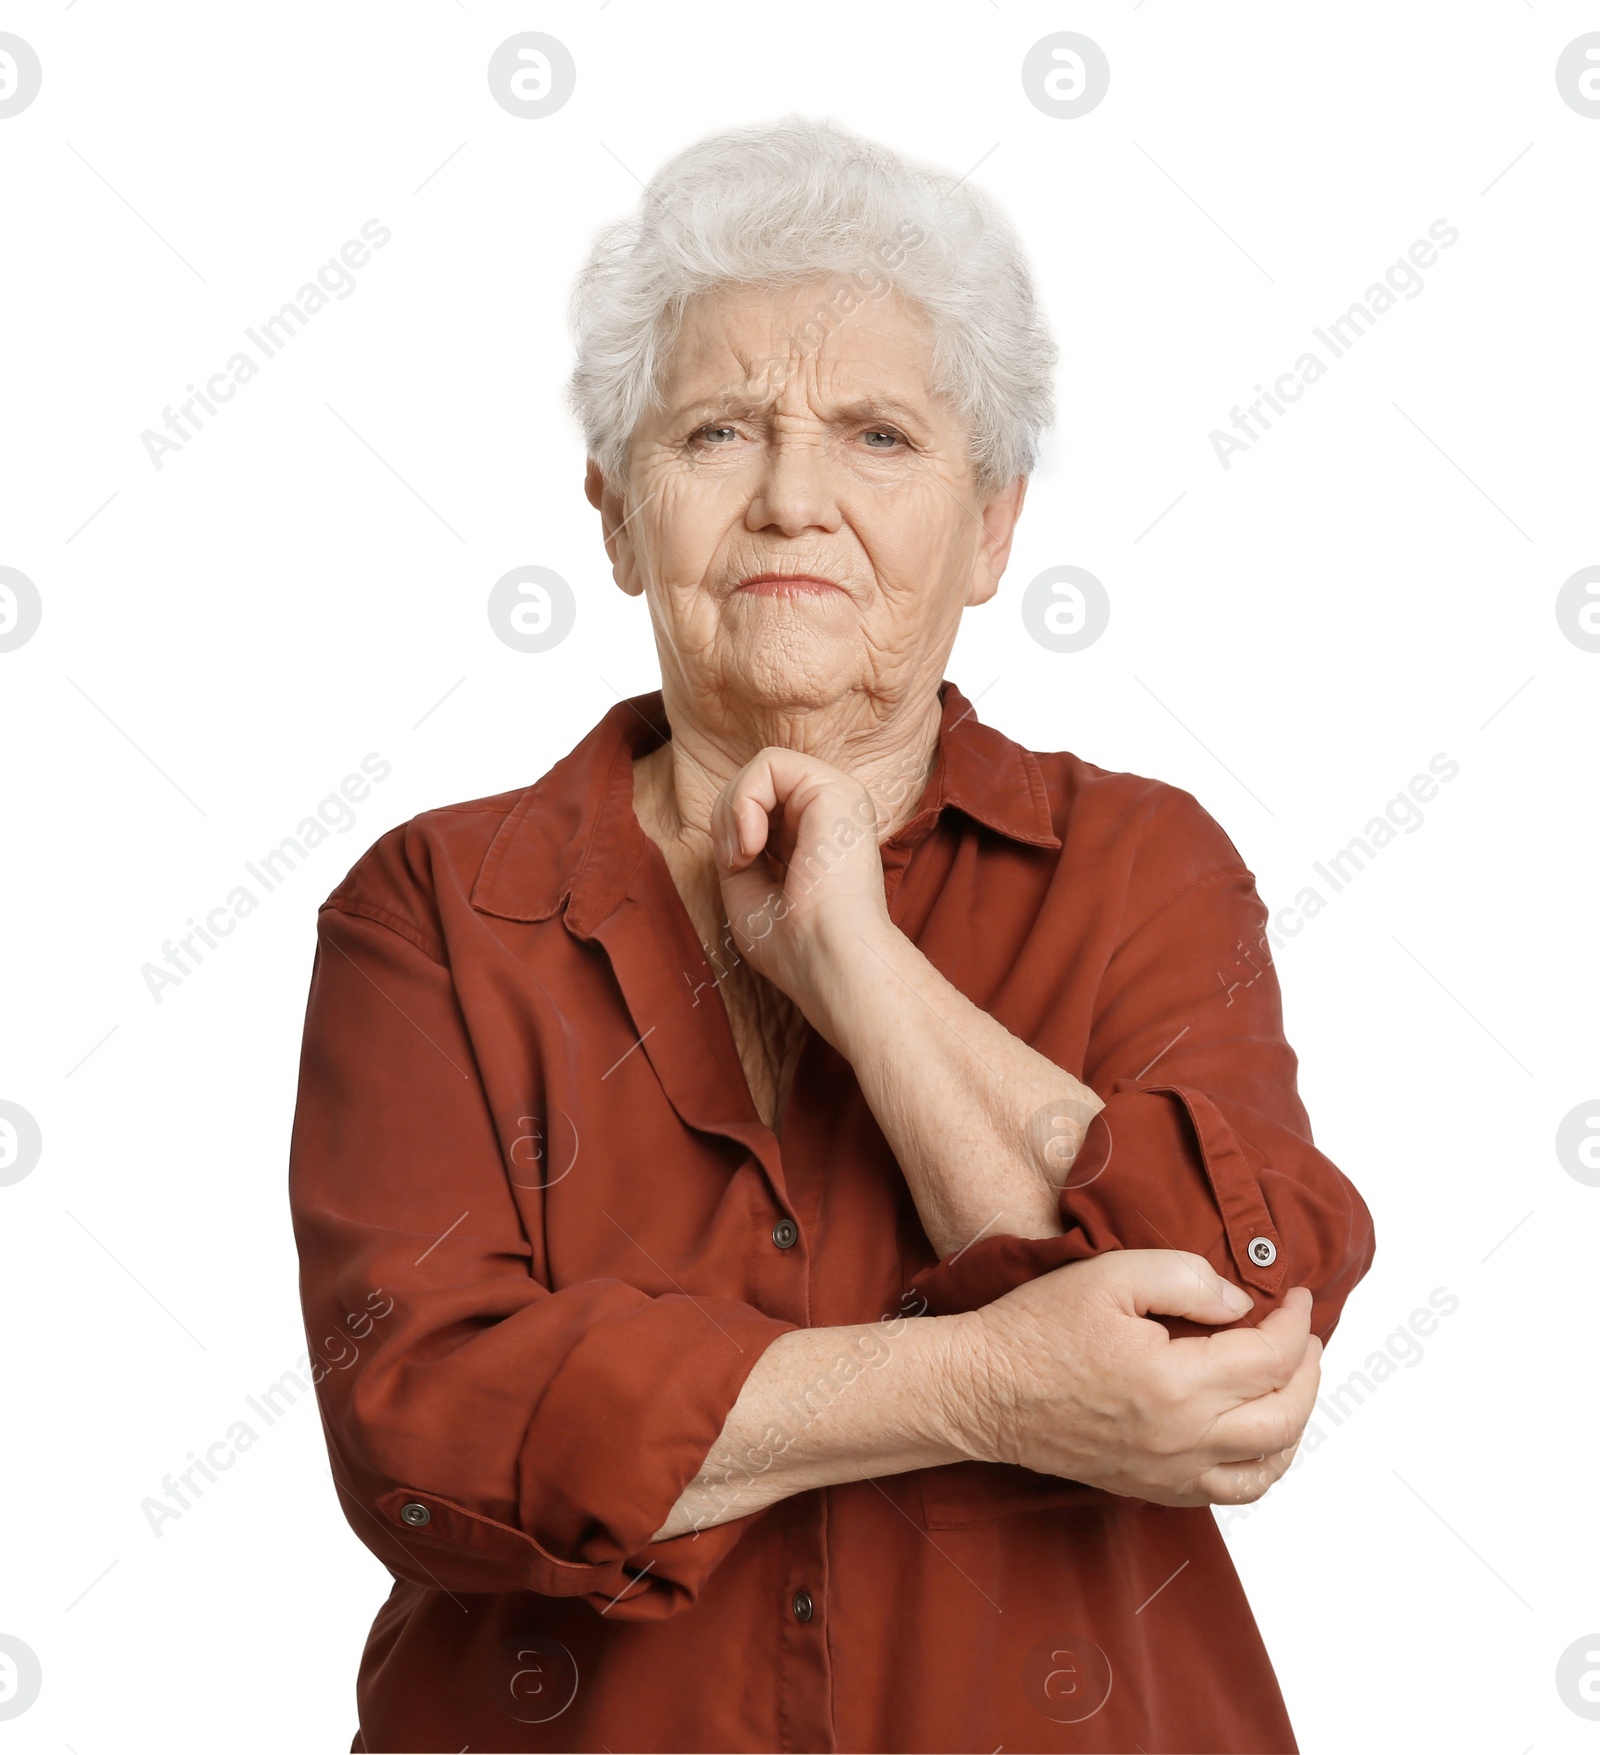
[905,1082,1289,1317]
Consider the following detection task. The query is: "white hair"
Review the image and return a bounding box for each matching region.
[565,114,1058,497]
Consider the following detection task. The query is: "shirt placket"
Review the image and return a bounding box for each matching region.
[580,855,842,1750]
[567,731,971,1753]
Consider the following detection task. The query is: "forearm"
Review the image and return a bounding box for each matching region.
[652,1312,988,1541]
[816,924,1105,1258]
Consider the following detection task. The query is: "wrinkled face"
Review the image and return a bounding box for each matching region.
[587,278,1025,719]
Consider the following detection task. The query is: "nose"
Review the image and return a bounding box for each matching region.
[744,425,843,538]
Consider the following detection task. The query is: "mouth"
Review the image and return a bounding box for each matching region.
[733,573,848,598]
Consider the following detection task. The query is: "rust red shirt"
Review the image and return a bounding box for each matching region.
[288,679,1376,1753]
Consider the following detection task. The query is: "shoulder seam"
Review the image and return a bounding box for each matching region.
[318,896,447,966]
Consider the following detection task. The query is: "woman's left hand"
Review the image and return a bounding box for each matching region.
[711,746,896,1029]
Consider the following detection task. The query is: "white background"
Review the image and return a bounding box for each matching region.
[2,2,1597,1750]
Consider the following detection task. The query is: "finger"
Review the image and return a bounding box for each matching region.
[1202,1330,1322,1462]
[737,796,769,862]
[719,864,786,955]
[1104,1248,1256,1328]
[715,761,778,870]
[1192,1287,1315,1398]
[713,749,817,871]
[1196,1440,1300,1507]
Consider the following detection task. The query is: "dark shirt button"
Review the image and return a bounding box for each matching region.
[792,1589,814,1622]
[771,1218,799,1250]
[399,1501,431,1527]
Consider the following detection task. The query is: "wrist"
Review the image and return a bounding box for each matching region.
[923,1309,1011,1467]
[803,913,913,1058]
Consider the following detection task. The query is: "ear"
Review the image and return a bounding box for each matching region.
[965,475,1028,609]
[585,458,646,598]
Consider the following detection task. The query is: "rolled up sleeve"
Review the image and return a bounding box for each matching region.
[288,904,798,1619]
[906,854,1376,1344]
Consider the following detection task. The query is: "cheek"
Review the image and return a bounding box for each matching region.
[640,474,730,572]
[652,477,759,585]
[862,510,968,615]
[870,477,966,561]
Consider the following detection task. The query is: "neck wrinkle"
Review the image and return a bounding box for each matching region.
[637,685,947,854]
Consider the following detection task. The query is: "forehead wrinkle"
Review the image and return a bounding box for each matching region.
[664,279,938,404]
[665,383,935,430]
[664,312,938,425]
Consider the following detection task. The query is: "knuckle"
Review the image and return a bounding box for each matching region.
[1143,1424,1189,1463]
[1138,1397,1199,1459]
[1267,1339,1300,1386]
[1137,1361,1186,1416]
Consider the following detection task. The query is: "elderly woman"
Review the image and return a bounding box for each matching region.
[290,116,1374,1754]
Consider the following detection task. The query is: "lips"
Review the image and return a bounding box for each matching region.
[733,574,847,596]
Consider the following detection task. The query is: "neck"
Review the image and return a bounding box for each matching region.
[634,683,947,854]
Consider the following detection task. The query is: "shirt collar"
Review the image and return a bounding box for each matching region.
[470,678,1061,929]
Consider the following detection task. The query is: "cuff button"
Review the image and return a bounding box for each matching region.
[1247,1237,1278,1267]
[399,1501,432,1526]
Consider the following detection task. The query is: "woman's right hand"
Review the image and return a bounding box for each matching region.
[944,1250,1323,1508]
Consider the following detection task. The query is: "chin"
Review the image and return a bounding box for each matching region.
[721,637,858,714]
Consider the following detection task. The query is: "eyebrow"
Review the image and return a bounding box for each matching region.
[670,390,928,429]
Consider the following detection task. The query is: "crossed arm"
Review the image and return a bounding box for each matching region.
[652,749,1328,1539]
